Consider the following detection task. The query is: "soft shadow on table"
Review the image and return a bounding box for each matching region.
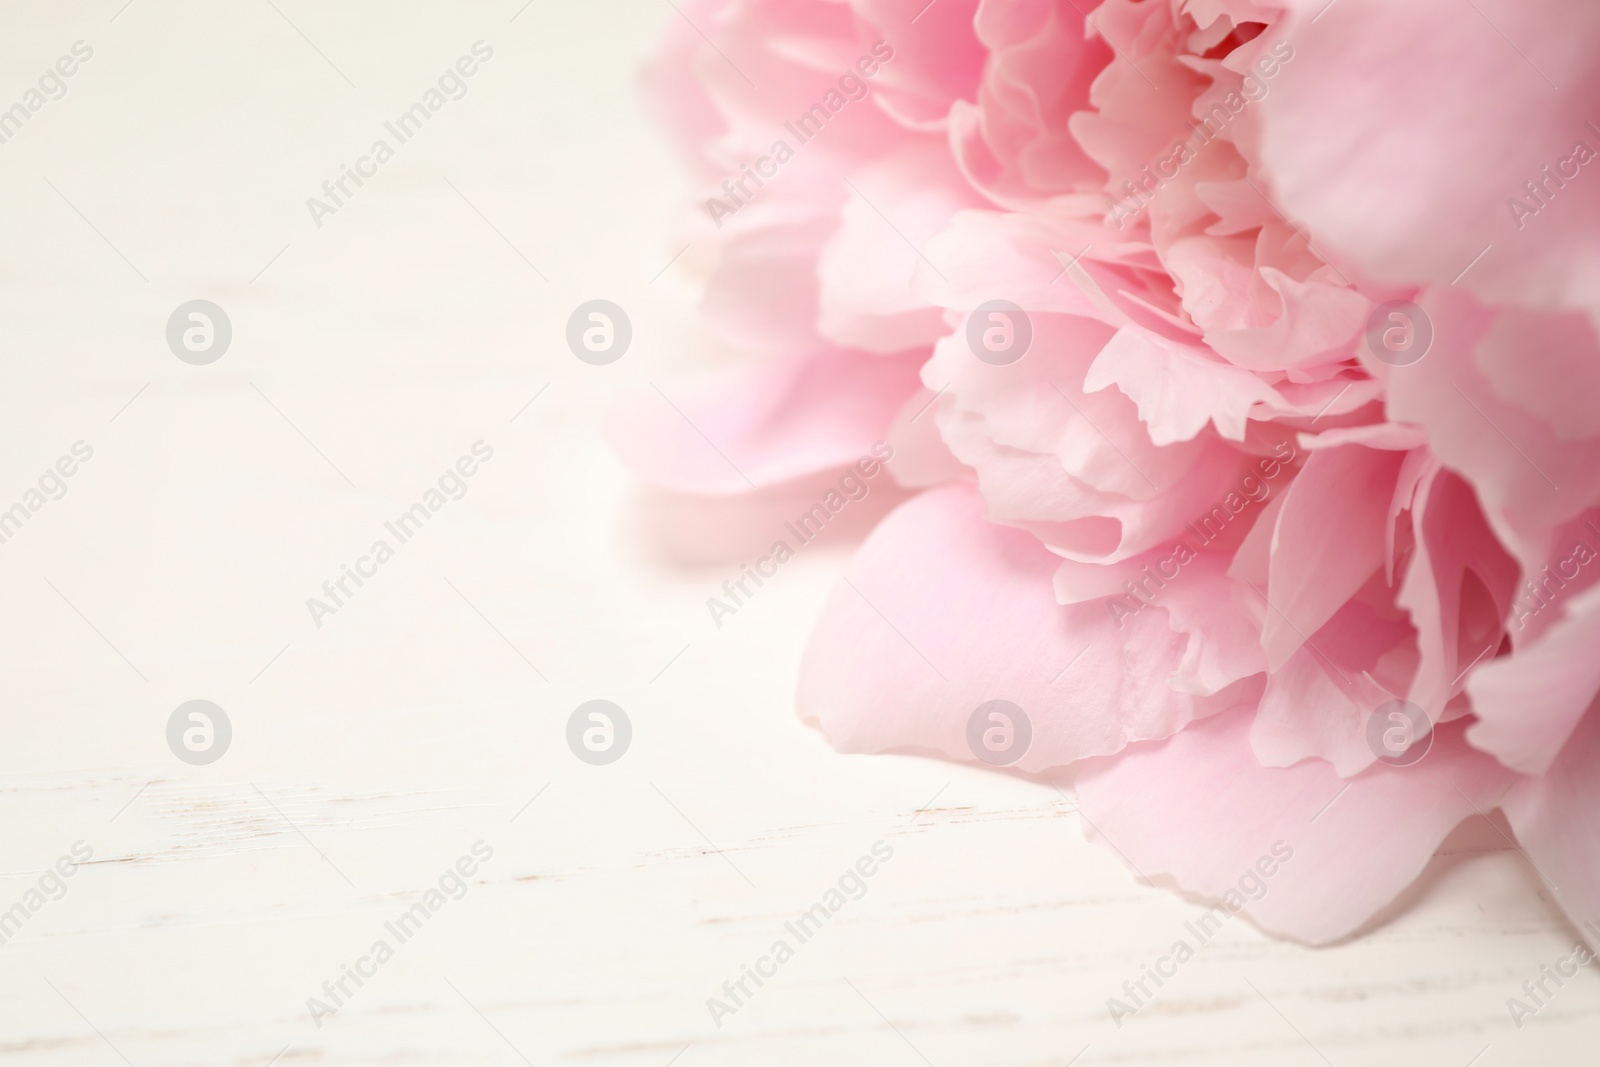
[1345,810,1561,945]
[812,751,1561,950]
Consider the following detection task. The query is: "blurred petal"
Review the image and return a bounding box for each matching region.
[608,349,922,494]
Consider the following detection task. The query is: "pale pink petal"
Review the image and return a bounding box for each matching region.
[1227,486,1285,588]
[1259,0,1600,313]
[848,0,985,129]
[816,141,980,353]
[699,171,846,354]
[883,387,971,489]
[684,0,910,167]
[1250,593,1414,777]
[1069,0,1210,195]
[1395,466,1519,721]
[1253,646,1391,777]
[1262,444,1404,669]
[1086,325,1290,444]
[1382,288,1600,572]
[922,318,1261,563]
[608,349,922,494]
[948,0,1110,204]
[628,470,908,566]
[1502,709,1600,933]
[1298,424,1428,453]
[1468,581,1600,775]
[799,484,1239,770]
[1203,266,1371,376]
[641,0,731,174]
[1150,551,1268,695]
[1054,544,1267,696]
[1473,309,1600,443]
[1075,709,1518,944]
[912,209,1182,338]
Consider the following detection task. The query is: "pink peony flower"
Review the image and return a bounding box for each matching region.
[614,0,1600,944]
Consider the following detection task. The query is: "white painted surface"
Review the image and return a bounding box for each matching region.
[0,2,1595,1064]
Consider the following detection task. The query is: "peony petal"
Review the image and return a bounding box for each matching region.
[913,208,1177,337]
[1259,0,1600,313]
[816,141,979,353]
[1395,466,1519,721]
[1150,551,1268,695]
[608,349,922,494]
[1086,325,1289,444]
[883,386,972,489]
[1502,708,1600,934]
[798,484,1238,770]
[1249,588,1415,777]
[626,470,908,566]
[1202,266,1371,376]
[1262,444,1404,670]
[1473,309,1600,443]
[923,317,1260,564]
[1468,580,1600,775]
[948,0,1110,204]
[698,169,846,354]
[1075,708,1518,944]
[848,0,985,129]
[1382,288,1600,573]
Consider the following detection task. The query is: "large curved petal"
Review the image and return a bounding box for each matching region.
[816,141,979,353]
[1396,466,1518,721]
[1381,288,1600,573]
[608,349,923,494]
[1259,0,1600,312]
[1075,708,1518,944]
[848,0,985,129]
[1262,444,1402,669]
[1502,708,1600,935]
[798,484,1240,771]
[1468,581,1600,775]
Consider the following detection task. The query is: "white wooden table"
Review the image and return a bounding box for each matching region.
[0,2,1594,1063]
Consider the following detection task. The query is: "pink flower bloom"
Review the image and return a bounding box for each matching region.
[616,0,1600,943]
